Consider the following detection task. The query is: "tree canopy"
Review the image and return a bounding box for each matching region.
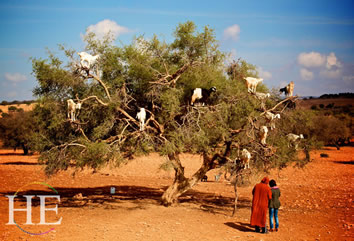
[0,111,35,154]
[31,21,315,206]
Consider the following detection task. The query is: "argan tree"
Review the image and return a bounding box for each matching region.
[31,21,311,209]
[0,111,35,155]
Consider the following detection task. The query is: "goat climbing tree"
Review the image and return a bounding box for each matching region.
[31,21,315,210]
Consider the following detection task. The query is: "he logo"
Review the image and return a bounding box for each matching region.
[6,181,62,235]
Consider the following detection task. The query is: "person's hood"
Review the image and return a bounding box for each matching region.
[261,176,269,184]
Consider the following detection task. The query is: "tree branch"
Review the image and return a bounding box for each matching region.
[87,73,111,101]
[81,95,109,106]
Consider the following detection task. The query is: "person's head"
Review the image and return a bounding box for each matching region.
[261,176,269,184]
[269,179,277,187]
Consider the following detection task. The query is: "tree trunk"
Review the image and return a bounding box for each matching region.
[161,153,210,206]
[161,142,232,206]
[22,143,29,155]
[333,141,340,150]
[304,146,310,162]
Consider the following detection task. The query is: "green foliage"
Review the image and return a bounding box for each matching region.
[0,111,36,154]
[31,21,317,176]
[310,114,351,147]
[8,106,18,112]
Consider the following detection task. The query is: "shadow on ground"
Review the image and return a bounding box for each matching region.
[334,161,354,165]
[1,161,40,165]
[0,153,31,156]
[0,185,251,213]
[224,222,255,232]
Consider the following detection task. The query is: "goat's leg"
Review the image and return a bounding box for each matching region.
[191,96,197,105]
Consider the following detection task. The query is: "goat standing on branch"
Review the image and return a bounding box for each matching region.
[287,133,304,149]
[67,99,81,122]
[259,126,269,145]
[245,77,263,93]
[190,87,216,106]
[136,108,146,131]
[77,52,100,75]
[253,92,270,100]
[240,148,251,169]
[264,112,280,130]
[280,81,294,97]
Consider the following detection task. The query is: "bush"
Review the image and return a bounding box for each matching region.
[311,115,351,149]
[0,111,36,154]
[8,106,17,112]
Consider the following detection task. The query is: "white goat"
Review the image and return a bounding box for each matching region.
[259,126,268,145]
[265,112,281,130]
[136,108,146,131]
[254,92,270,100]
[245,77,263,93]
[77,52,100,72]
[67,99,81,122]
[240,148,251,169]
[287,133,304,149]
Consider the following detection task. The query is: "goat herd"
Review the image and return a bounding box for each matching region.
[66,51,304,170]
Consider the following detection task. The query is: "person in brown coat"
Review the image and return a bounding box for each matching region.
[250,176,272,233]
[269,179,281,232]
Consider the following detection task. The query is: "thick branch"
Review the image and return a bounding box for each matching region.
[260,96,298,116]
[81,95,109,106]
[87,73,111,101]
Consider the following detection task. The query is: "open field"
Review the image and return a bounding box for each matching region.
[0,146,353,241]
[0,104,35,115]
[297,98,353,110]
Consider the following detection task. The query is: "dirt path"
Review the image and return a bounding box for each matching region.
[0,147,353,241]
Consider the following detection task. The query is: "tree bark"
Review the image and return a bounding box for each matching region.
[161,142,232,206]
[22,143,29,155]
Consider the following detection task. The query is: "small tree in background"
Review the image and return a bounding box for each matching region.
[0,111,35,155]
[31,21,314,210]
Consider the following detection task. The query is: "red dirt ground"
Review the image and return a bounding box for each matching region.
[0,147,353,241]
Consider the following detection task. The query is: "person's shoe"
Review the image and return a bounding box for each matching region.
[275,228,278,232]
[269,228,274,232]
[255,226,260,232]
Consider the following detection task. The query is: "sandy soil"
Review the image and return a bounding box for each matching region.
[0,104,34,115]
[0,147,353,241]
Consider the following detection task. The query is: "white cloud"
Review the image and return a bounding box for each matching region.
[223,24,241,41]
[297,51,326,68]
[300,68,314,80]
[86,19,131,40]
[320,68,342,79]
[257,67,272,80]
[4,73,27,83]
[326,52,341,69]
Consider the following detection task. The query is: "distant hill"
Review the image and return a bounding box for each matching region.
[0,100,35,106]
[296,95,353,116]
[0,103,35,117]
[318,93,354,99]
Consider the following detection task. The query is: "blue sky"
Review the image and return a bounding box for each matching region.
[1,0,353,100]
